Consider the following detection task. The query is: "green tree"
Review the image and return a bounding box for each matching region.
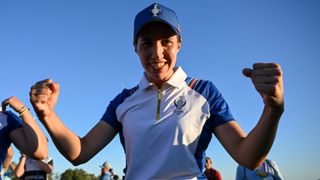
[60,168,98,180]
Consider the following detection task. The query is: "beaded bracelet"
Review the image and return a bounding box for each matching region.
[19,106,29,118]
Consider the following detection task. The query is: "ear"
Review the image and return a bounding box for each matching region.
[177,41,182,52]
[134,46,137,53]
[177,36,182,51]
[133,41,137,53]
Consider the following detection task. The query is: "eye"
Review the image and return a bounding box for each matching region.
[161,39,171,46]
[140,40,152,48]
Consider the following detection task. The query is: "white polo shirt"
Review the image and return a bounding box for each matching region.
[102,67,234,180]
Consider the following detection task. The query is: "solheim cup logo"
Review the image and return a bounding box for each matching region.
[174,96,186,114]
[151,3,160,16]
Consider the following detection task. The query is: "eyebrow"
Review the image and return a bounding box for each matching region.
[139,35,176,41]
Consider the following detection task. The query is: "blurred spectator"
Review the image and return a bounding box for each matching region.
[1,146,14,179]
[14,152,53,180]
[204,156,222,180]
[113,174,119,180]
[236,159,284,180]
[3,161,16,180]
[99,161,112,180]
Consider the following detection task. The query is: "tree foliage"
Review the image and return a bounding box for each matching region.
[60,168,98,180]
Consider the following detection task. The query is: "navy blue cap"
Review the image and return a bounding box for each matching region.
[134,3,180,43]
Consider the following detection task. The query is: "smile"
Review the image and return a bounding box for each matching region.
[150,62,166,70]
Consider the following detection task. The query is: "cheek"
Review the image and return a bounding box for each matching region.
[139,54,149,64]
[167,49,178,62]
[138,56,150,70]
[168,46,180,57]
[137,48,151,60]
[136,51,146,62]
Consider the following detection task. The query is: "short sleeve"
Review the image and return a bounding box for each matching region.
[100,88,137,132]
[101,97,122,132]
[0,111,23,149]
[199,81,234,127]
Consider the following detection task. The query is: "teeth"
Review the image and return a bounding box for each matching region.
[151,62,165,70]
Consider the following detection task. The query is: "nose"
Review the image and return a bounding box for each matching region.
[152,41,164,60]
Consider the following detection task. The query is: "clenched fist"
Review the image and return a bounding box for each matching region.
[29,79,60,119]
[242,63,284,110]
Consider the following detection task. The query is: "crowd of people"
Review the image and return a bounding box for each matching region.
[1,153,283,180]
[1,2,284,180]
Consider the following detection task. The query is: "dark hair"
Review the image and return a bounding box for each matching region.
[206,156,212,163]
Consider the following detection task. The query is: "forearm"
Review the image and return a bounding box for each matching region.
[238,105,283,169]
[40,111,82,163]
[14,155,26,177]
[3,147,14,169]
[20,109,48,159]
[2,160,12,171]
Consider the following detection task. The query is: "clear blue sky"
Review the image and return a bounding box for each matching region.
[1,1,319,179]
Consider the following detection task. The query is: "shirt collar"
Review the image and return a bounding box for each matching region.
[138,66,187,90]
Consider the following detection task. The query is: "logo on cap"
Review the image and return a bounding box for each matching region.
[151,3,161,16]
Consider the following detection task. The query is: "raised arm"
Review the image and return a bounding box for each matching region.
[2,96,48,160]
[214,62,284,169]
[29,79,117,165]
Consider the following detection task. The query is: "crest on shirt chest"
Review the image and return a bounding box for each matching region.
[174,96,186,114]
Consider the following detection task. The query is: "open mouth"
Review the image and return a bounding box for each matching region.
[150,62,166,70]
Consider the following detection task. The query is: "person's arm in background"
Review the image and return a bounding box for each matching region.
[2,96,48,160]
[1,146,14,177]
[3,146,14,171]
[14,153,26,178]
[29,79,117,165]
[214,63,284,169]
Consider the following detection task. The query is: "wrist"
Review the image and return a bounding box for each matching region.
[264,104,284,121]
[270,103,284,115]
[18,106,30,118]
[39,108,56,123]
[35,107,54,120]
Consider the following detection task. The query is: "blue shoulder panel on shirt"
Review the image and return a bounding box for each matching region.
[186,77,234,127]
[101,85,139,132]
[101,85,139,153]
[185,77,234,173]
